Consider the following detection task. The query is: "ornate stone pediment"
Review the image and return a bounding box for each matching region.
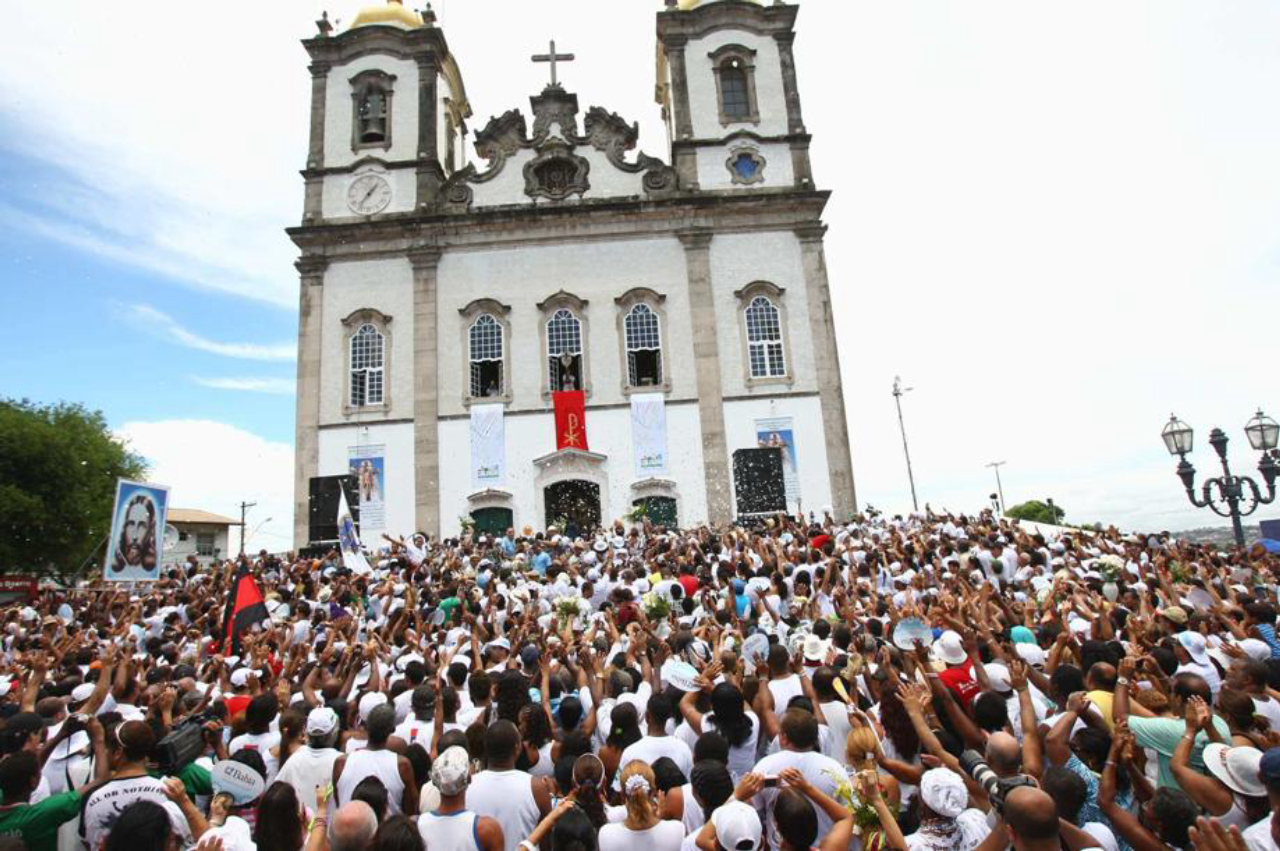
[474,110,528,165]
[438,88,681,211]
[524,143,590,202]
[533,447,608,475]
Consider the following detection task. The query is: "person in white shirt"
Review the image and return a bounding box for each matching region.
[764,645,804,712]
[614,693,693,791]
[276,707,342,814]
[749,709,847,850]
[468,720,554,851]
[418,745,505,851]
[599,761,685,851]
[393,685,436,750]
[333,704,418,816]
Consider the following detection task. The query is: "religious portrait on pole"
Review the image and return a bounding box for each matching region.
[348,445,386,529]
[105,479,170,582]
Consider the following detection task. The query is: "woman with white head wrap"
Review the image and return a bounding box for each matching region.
[904,768,990,851]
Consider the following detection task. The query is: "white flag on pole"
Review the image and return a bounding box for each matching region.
[337,489,372,575]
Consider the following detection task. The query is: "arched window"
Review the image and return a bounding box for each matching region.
[721,60,751,121]
[710,46,759,126]
[469,314,504,398]
[624,303,663,387]
[349,323,385,407]
[744,296,785,378]
[547,308,583,392]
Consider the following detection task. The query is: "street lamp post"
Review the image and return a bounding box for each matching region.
[892,376,919,512]
[986,461,1007,514]
[1161,410,1280,547]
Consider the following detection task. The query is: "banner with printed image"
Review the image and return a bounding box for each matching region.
[470,403,505,488]
[631,392,668,476]
[348,445,386,529]
[105,479,170,582]
[754,417,800,504]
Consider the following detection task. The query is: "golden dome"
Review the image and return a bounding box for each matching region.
[677,0,765,9]
[348,0,422,30]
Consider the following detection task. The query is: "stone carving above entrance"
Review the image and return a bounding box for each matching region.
[438,87,679,211]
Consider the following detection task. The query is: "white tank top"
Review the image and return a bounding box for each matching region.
[419,810,480,851]
[468,769,539,851]
[337,748,406,815]
[529,742,555,777]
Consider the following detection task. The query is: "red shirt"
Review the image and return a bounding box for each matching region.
[678,575,700,599]
[937,657,981,709]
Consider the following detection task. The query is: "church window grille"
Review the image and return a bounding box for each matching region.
[625,304,663,387]
[547,309,583,392]
[745,297,786,378]
[721,60,751,121]
[349,323,385,407]
[469,314,504,398]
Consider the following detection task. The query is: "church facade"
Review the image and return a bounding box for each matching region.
[289,0,855,545]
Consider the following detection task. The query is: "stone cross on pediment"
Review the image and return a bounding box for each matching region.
[531,40,574,89]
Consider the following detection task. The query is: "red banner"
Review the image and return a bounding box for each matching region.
[553,391,589,451]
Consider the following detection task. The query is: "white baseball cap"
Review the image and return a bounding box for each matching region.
[1176,631,1210,666]
[306,707,339,737]
[711,801,762,851]
[358,691,388,721]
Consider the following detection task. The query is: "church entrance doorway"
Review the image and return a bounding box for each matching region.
[632,496,677,527]
[545,479,601,534]
[470,507,513,537]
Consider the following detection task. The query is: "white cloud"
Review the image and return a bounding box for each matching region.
[191,377,296,395]
[122,304,295,362]
[115,420,294,552]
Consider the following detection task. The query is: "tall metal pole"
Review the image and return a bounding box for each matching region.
[892,376,919,512]
[986,461,1006,514]
[238,501,256,557]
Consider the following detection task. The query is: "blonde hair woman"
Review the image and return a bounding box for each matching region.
[597,762,685,851]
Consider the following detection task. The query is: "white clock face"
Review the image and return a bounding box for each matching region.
[347,174,392,215]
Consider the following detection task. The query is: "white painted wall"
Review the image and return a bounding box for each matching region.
[685,30,788,140]
[318,257,415,426]
[707,231,817,398]
[318,421,417,537]
[696,140,794,191]
[436,400,709,537]
[722,394,831,518]
[435,236,698,417]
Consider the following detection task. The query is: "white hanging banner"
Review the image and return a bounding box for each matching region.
[470,403,506,488]
[631,392,669,477]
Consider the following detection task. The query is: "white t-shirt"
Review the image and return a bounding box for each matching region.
[80,775,193,851]
[766,674,804,712]
[615,736,693,790]
[1242,813,1279,851]
[750,749,846,851]
[275,745,340,813]
[1253,696,1280,734]
[598,820,686,851]
[1176,660,1222,696]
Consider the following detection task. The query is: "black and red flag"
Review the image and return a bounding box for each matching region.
[222,566,268,655]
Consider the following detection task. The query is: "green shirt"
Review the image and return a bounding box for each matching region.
[0,790,81,851]
[148,761,213,798]
[1128,715,1231,789]
[438,596,462,623]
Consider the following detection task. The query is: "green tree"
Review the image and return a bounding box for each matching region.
[1005,499,1065,525]
[0,399,147,581]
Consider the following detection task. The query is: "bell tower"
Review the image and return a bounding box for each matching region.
[656,0,812,192]
[299,0,471,224]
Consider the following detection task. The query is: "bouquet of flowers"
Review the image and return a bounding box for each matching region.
[1095,554,1124,584]
[642,591,670,621]
[556,597,583,631]
[1168,560,1192,585]
[823,769,898,842]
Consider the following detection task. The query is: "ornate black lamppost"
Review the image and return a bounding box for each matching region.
[1161,410,1280,547]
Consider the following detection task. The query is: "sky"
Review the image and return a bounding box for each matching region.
[3,0,1280,549]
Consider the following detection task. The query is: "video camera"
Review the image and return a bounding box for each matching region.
[958,750,1037,815]
[155,709,219,775]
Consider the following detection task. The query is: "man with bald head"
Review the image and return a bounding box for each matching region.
[985,731,1023,778]
[1002,787,1060,851]
[330,800,378,851]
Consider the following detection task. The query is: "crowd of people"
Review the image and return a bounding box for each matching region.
[2,507,1280,851]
